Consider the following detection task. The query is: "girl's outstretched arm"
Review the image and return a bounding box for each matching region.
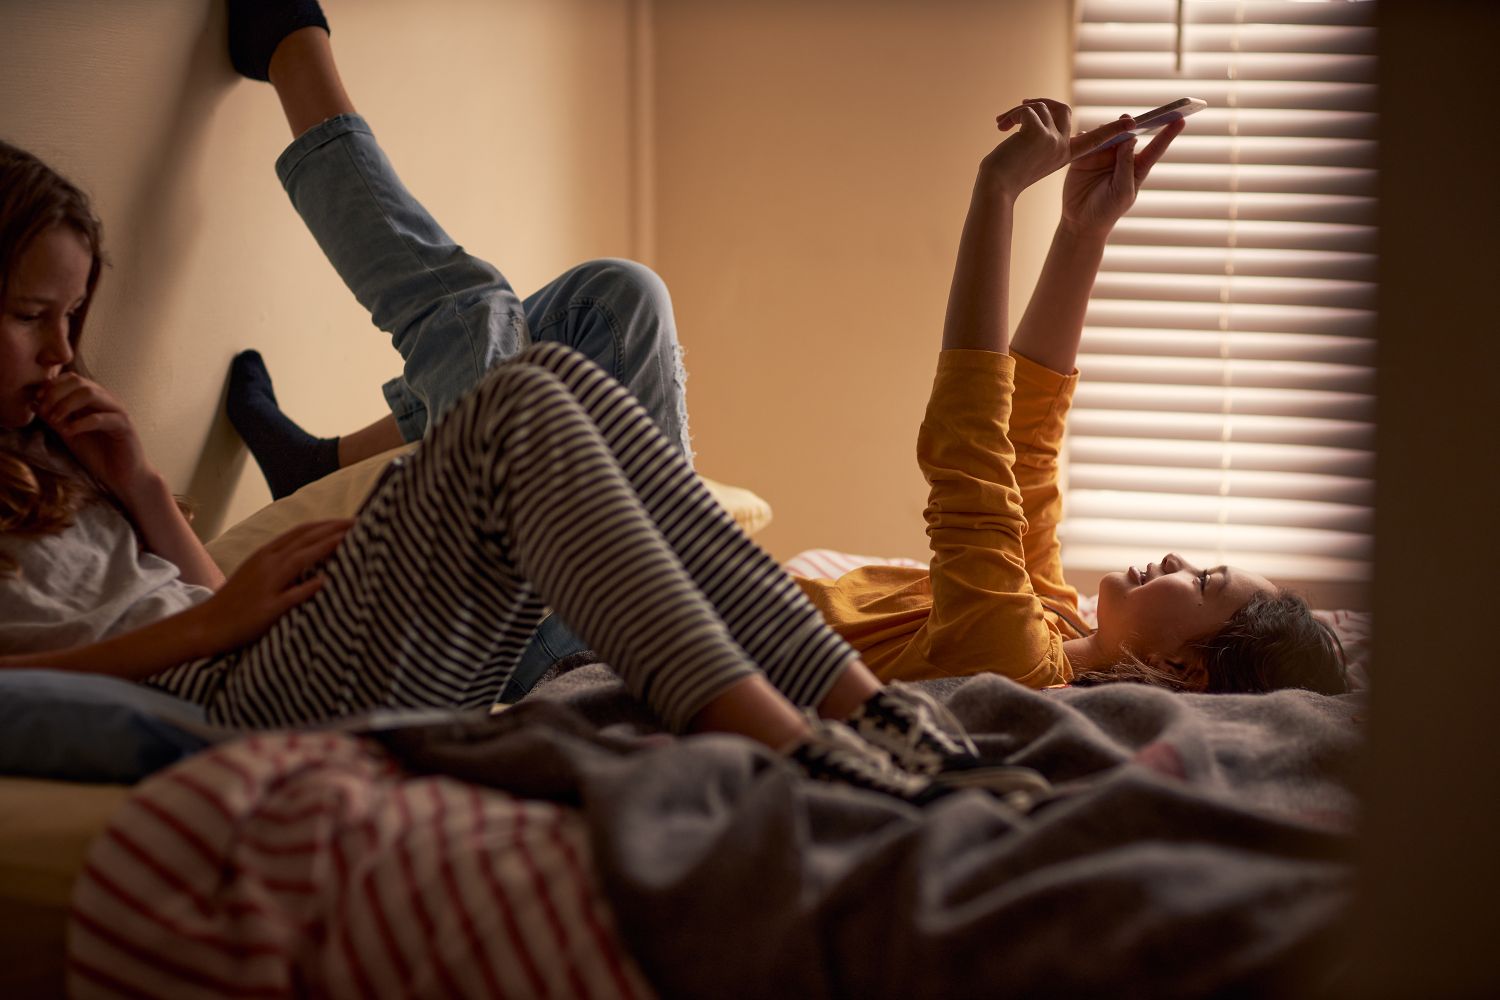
[941,100,1137,355]
[36,372,226,589]
[0,519,347,680]
[1012,116,1184,374]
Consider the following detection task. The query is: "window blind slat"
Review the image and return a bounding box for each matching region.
[1080,108,1376,140]
[1079,0,1375,26]
[1091,272,1375,309]
[1073,382,1375,422]
[1068,490,1373,532]
[1104,136,1377,169]
[1078,23,1376,56]
[1110,218,1376,252]
[1069,409,1375,450]
[1063,545,1370,585]
[1062,517,1372,560]
[1068,438,1375,478]
[1076,355,1376,393]
[1101,246,1375,280]
[1085,299,1375,337]
[1080,328,1375,364]
[1068,464,1374,503]
[1076,51,1376,82]
[1132,191,1375,224]
[1080,23,1380,55]
[1074,79,1375,112]
[1137,164,1376,196]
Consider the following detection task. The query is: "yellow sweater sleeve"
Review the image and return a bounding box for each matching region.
[898,350,1071,686]
[1009,353,1082,617]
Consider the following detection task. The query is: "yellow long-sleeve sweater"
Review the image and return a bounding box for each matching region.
[794,350,1091,687]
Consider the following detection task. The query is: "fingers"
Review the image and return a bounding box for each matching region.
[239,519,349,597]
[274,574,326,616]
[1069,116,1138,161]
[1026,98,1072,136]
[1014,104,1045,133]
[245,519,351,579]
[1112,135,1137,190]
[286,521,350,572]
[1133,117,1185,183]
[38,375,112,427]
[995,103,1026,130]
[997,98,1070,137]
[54,411,128,438]
[1027,99,1054,132]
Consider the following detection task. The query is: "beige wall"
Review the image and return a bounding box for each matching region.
[0,0,642,538]
[2,0,1066,560]
[2,0,1069,562]
[650,0,1071,563]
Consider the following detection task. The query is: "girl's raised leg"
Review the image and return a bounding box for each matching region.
[266,25,355,139]
[227,10,691,503]
[226,4,530,495]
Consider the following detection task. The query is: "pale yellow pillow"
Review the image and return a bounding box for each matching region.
[207,445,773,575]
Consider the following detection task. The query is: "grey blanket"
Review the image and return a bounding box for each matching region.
[374,666,1363,999]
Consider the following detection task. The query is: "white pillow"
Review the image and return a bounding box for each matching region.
[207,445,773,575]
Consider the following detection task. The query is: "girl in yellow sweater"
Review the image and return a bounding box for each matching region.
[795,98,1346,698]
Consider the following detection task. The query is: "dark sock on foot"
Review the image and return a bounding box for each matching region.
[227,350,340,499]
[227,0,330,82]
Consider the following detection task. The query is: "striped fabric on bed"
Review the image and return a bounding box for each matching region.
[67,731,653,1000]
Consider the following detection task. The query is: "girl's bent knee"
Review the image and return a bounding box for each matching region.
[575,258,673,317]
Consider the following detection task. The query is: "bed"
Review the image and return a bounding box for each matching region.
[50,662,1368,998]
[0,450,1371,998]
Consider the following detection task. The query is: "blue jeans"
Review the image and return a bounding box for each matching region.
[275,113,691,699]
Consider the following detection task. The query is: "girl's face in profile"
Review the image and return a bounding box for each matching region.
[0,225,91,430]
[1093,552,1274,683]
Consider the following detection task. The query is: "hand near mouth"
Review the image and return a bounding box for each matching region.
[35,372,157,506]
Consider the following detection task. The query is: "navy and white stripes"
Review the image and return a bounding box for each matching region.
[149,342,858,732]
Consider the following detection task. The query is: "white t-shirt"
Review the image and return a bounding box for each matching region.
[0,432,211,655]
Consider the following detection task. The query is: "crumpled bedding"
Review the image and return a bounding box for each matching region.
[71,664,1363,999]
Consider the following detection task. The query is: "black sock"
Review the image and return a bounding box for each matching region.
[227,0,330,82]
[227,350,340,500]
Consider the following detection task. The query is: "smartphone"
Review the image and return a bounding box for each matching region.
[1082,97,1207,155]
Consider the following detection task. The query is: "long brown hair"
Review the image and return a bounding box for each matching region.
[1072,589,1349,696]
[0,140,107,573]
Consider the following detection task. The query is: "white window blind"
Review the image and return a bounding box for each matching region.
[1065,0,1376,584]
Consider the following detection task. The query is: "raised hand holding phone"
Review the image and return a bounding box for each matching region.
[1074,97,1206,158]
[985,98,1139,198]
[1061,112,1187,237]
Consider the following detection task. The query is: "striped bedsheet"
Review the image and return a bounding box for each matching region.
[67,731,653,999]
